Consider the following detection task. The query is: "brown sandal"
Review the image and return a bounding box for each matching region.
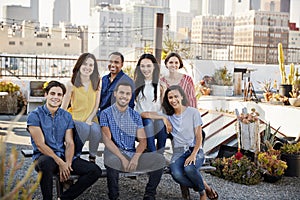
[206,186,218,200]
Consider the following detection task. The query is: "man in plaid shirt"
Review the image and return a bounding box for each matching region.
[100,81,165,200]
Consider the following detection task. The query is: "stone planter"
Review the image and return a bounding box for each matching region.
[211,85,234,96]
[280,153,300,177]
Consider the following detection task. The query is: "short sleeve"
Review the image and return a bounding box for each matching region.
[99,110,109,127]
[135,112,143,129]
[27,110,40,127]
[192,108,203,128]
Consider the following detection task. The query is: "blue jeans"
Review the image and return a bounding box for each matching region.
[35,155,102,200]
[143,118,168,152]
[104,149,165,200]
[170,147,205,194]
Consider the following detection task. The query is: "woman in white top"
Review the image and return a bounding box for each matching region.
[134,54,171,152]
[162,85,207,200]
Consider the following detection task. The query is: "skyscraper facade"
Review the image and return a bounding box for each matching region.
[53,0,70,26]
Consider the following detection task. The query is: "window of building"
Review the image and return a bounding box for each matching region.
[9,41,15,45]
[47,43,51,47]
[64,43,70,47]
[19,41,23,45]
[36,42,42,46]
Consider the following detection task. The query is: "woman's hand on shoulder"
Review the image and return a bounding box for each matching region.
[162,117,172,133]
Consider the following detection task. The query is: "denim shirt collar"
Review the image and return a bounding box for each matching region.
[41,104,62,117]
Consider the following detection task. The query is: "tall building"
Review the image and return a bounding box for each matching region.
[170,11,194,41]
[53,0,71,26]
[90,0,121,7]
[202,0,225,16]
[190,0,202,16]
[290,0,300,27]
[191,15,235,59]
[233,10,289,63]
[232,0,260,16]
[88,4,132,59]
[232,0,290,15]
[0,20,81,55]
[260,0,290,12]
[288,22,300,64]
[2,0,38,23]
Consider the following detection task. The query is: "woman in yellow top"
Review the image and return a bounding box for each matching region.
[62,53,101,163]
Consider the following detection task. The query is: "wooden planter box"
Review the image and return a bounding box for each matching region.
[0,92,18,114]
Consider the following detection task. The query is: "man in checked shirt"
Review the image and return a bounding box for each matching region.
[100,81,165,200]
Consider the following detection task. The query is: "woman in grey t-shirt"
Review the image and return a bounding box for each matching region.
[162,85,207,200]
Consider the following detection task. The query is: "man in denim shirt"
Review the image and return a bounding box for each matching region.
[27,81,102,200]
[98,52,135,115]
[100,82,165,200]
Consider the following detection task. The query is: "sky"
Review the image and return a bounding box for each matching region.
[0,0,190,26]
[0,0,299,27]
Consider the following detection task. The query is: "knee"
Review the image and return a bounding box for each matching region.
[184,165,197,175]
[143,118,153,127]
[37,156,57,172]
[171,169,184,181]
[170,164,182,179]
[91,164,102,178]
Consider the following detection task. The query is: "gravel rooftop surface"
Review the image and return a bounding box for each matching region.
[1,115,300,200]
[3,143,300,200]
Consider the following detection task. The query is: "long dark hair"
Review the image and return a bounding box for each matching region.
[164,52,184,69]
[71,53,100,90]
[162,85,189,115]
[134,54,160,102]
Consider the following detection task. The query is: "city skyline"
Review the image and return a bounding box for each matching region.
[0,0,189,26]
[1,0,299,27]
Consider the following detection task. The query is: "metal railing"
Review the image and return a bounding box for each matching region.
[0,54,136,79]
[1,43,300,79]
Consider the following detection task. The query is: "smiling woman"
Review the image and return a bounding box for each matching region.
[61,52,102,163]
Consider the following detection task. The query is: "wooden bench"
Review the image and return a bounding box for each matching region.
[21,149,215,199]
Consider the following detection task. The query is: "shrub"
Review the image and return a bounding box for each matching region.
[211,155,261,185]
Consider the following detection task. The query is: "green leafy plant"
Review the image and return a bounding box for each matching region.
[261,123,280,152]
[211,66,233,86]
[211,155,261,185]
[280,142,300,155]
[257,79,273,93]
[257,148,287,176]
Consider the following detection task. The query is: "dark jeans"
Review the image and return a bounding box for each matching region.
[143,118,168,153]
[170,148,205,194]
[104,149,165,200]
[35,155,102,200]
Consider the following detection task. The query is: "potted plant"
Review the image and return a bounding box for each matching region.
[288,87,300,107]
[257,146,287,182]
[211,155,261,185]
[280,142,300,177]
[210,66,234,96]
[257,79,273,102]
[278,43,293,97]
